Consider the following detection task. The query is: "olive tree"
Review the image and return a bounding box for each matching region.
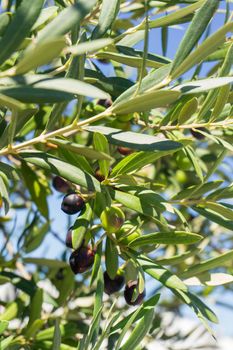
[0,0,233,349]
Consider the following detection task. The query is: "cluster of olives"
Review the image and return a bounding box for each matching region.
[52,176,145,306]
[100,206,145,305]
[52,176,94,271]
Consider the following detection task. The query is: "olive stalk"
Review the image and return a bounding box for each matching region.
[0,109,112,156]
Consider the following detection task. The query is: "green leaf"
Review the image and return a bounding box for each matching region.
[193,206,233,231]
[182,250,233,278]
[111,293,160,333]
[36,323,80,342]
[129,231,202,247]
[58,146,94,175]
[88,268,104,346]
[0,75,109,103]
[105,237,118,280]
[23,258,69,268]
[96,49,171,69]
[0,271,37,297]
[90,242,102,286]
[0,93,26,110]
[114,187,166,213]
[48,138,112,161]
[92,0,120,39]
[112,90,180,114]
[134,254,187,291]
[24,221,50,253]
[148,0,205,29]
[174,77,233,95]
[210,84,231,121]
[0,302,19,321]
[0,336,14,350]
[68,38,113,56]
[24,319,44,339]
[0,0,44,66]
[113,64,172,105]
[197,43,233,119]
[21,162,49,218]
[171,0,219,74]
[185,146,203,182]
[117,30,145,47]
[204,202,233,221]
[111,149,181,176]
[20,151,101,193]
[193,127,233,153]
[0,171,10,214]
[28,288,43,327]
[178,97,198,124]
[86,126,181,151]
[32,6,58,31]
[0,13,11,37]
[110,189,161,219]
[0,106,38,149]
[171,21,233,78]
[175,289,218,325]
[0,276,11,285]
[93,132,111,177]
[0,320,9,335]
[156,249,200,266]
[38,0,97,42]
[15,37,66,75]
[52,320,61,350]
[115,304,143,350]
[172,181,223,201]
[71,203,93,250]
[206,184,233,201]
[118,309,154,350]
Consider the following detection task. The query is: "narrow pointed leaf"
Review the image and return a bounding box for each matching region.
[0,0,44,66]
[171,0,219,74]
[85,126,181,151]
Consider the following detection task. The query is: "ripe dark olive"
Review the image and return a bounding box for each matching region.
[124,280,145,306]
[52,176,71,193]
[97,99,112,108]
[69,245,95,274]
[95,168,106,182]
[190,128,206,140]
[61,193,85,215]
[117,147,134,156]
[104,271,125,295]
[65,228,73,248]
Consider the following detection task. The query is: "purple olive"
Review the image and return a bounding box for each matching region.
[190,128,206,140]
[95,168,106,182]
[65,228,73,248]
[52,176,71,193]
[61,193,85,215]
[97,99,112,108]
[69,245,95,274]
[104,271,125,295]
[117,147,134,156]
[124,280,145,306]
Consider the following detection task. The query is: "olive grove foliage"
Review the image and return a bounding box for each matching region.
[0,0,232,349]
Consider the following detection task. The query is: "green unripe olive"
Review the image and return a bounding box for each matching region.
[176,170,188,184]
[117,114,133,122]
[100,206,125,233]
[115,224,141,245]
[176,151,192,171]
